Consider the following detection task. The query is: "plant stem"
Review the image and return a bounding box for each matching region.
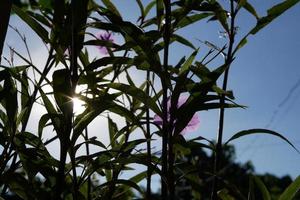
[0,49,54,196]
[161,0,171,199]
[70,0,79,198]
[0,0,12,63]
[84,127,92,200]
[55,143,68,200]
[211,1,236,199]
[146,71,152,199]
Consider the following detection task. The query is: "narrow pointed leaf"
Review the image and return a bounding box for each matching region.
[144,1,156,19]
[102,0,121,17]
[172,34,196,50]
[12,5,49,43]
[176,13,212,29]
[225,128,300,153]
[106,83,161,115]
[250,0,300,35]
[279,176,300,200]
[252,175,271,200]
[179,49,198,75]
[218,189,235,200]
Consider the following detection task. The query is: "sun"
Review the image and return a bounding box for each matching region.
[72,97,85,115]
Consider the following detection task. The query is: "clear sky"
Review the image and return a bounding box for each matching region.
[2,0,300,182]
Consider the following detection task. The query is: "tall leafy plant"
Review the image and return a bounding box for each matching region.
[0,0,299,200]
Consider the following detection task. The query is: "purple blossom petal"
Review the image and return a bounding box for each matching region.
[153,95,200,134]
[96,31,114,55]
[181,113,200,134]
[153,114,163,125]
[177,96,189,108]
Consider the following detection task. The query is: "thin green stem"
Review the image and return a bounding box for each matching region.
[161,0,171,199]
[211,1,236,199]
[146,71,152,199]
[1,48,54,196]
[0,0,12,63]
[84,127,92,200]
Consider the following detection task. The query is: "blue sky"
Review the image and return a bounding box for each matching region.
[2,0,300,183]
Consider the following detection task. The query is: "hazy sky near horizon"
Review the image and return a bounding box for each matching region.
[2,0,300,182]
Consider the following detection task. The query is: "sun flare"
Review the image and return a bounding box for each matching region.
[72,97,85,115]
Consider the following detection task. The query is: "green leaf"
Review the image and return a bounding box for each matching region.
[73,110,103,144]
[279,176,300,200]
[252,175,271,200]
[12,5,49,43]
[39,88,61,134]
[129,171,148,184]
[108,116,118,147]
[218,189,235,200]
[4,72,18,125]
[28,11,51,27]
[85,57,133,71]
[39,0,53,10]
[156,0,164,29]
[268,0,300,17]
[38,114,51,138]
[106,83,161,115]
[233,36,248,54]
[135,0,145,18]
[176,13,212,29]
[144,1,156,19]
[52,69,73,121]
[225,129,300,153]
[235,0,259,19]
[2,172,32,200]
[108,104,140,125]
[16,107,28,127]
[179,49,198,75]
[74,138,107,153]
[102,0,121,17]
[172,34,196,50]
[72,95,119,143]
[250,0,300,35]
[212,2,229,33]
[100,179,144,195]
[20,70,30,110]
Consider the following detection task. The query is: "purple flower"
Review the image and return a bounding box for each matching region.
[153,96,200,134]
[96,31,114,55]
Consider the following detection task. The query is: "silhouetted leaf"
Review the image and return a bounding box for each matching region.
[279,176,300,200]
[234,0,259,19]
[225,129,300,153]
[38,113,51,138]
[39,88,61,134]
[2,172,33,200]
[12,5,49,43]
[106,83,161,115]
[108,116,118,147]
[252,175,271,200]
[52,69,73,119]
[176,13,212,29]
[100,179,144,195]
[172,34,196,50]
[218,189,235,200]
[102,0,121,17]
[250,0,300,35]
[135,0,145,18]
[179,49,198,75]
[144,0,156,19]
